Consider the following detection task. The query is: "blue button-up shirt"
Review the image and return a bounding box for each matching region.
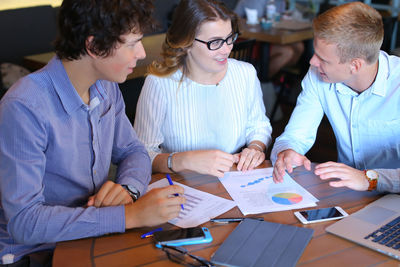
[271,51,400,189]
[0,57,151,262]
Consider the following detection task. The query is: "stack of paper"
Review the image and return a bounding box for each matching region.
[219,168,318,215]
[147,178,236,228]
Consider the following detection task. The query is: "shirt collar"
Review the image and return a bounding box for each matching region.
[368,51,388,97]
[46,57,107,114]
[335,51,388,97]
[89,81,107,111]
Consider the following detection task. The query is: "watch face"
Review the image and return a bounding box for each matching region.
[122,185,139,200]
[366,170,378,180]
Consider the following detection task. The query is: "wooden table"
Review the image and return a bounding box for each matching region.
[52,162,399,267]
[239,21,314,45]
[23,33,165,80]
[239,20,314,82]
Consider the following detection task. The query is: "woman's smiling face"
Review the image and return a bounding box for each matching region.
[186,19,233,80]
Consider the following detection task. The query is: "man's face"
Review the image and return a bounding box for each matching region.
[93,32,146,83]
[309,37,353,84]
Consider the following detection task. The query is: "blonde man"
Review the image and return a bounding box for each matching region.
[271,2,400,192]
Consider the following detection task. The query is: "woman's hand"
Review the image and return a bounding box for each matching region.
[177,150,238,178]
[236,144,265,171]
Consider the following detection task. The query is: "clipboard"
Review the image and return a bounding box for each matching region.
[211,218,313,267]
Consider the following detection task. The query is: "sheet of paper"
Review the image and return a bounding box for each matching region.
[147,178,236,228]
[219,168,318,215]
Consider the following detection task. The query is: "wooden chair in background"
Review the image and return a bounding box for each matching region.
[230,38,257,64]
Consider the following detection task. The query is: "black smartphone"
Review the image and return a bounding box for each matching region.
[153,227,212,248]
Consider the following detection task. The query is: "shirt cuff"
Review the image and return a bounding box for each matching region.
[98,206,126,235]
[375,169,400,193]
[270,143,297,165]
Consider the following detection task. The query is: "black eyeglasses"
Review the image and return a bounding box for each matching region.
[161,245,215,267]
[194,32,239,51]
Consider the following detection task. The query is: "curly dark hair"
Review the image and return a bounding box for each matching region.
[54,0,156,60]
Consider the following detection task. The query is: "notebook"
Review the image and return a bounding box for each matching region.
[326,194,400,260]
[211,218,314,267]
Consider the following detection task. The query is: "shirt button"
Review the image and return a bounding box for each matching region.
[94,170,97,175]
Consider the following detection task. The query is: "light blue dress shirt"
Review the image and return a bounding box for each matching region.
[0,57,151,263]
[271,51,400,189]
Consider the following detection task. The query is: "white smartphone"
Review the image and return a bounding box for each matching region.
[294,206,348,224]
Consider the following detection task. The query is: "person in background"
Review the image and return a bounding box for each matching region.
[0,0,185,265]
[134,0,272,178]
[234,0,305,79]
[271,2,400,193]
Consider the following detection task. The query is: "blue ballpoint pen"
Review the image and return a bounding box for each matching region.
[166,174,184,210]
[141,227,163,238]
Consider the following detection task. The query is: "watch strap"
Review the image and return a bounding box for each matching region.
[364,170,378,191]
[167,152,177,172]
[122,185,139,202]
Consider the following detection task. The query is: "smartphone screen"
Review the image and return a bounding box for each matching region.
[153,227,206,243]
[299,207,344,221]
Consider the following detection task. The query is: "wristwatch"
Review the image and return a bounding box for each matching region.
[167,152,177,172]
[364,170,379,191]
[122,185,140,202]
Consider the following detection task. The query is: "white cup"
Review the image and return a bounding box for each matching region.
[245,7,258,25]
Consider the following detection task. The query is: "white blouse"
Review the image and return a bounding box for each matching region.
[134,58,272,162]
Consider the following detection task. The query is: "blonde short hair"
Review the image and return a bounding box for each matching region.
[313,2,383,64]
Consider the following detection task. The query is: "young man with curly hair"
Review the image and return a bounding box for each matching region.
[0,0,185,265]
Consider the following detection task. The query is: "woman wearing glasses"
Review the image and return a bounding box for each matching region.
[134,0,272,177]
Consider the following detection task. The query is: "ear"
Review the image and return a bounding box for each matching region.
[350,58,363,74]
[85,36,97,58]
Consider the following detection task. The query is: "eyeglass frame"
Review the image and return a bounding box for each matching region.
[161,244,215,267]
[194,32,239,51]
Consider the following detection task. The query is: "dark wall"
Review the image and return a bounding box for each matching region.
[0,5,58,65]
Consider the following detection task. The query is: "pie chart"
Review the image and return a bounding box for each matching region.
[272,193,303,205]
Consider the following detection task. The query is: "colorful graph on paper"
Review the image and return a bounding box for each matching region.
[272,193,303,205]
[219,168,318,215]
[240,175,272,188]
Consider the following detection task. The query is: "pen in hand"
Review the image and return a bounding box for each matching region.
[166,174,184,210]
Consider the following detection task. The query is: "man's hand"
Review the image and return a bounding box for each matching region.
[87,180,133,207]
[273,149,311,183]
[181,150,238,178]
[236,147,265,171]
[315,161,369,191]
[125,185,185,228]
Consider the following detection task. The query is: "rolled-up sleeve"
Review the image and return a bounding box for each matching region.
[111,82,151,194]
[134,76,167,163]
[376,168,400,193]
[245,66,272,148]
[270,69,324,164]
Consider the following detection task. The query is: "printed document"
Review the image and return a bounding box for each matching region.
[219,168,318,215]
[147,178,236,228]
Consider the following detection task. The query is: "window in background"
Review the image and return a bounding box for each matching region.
[0,0,62,11]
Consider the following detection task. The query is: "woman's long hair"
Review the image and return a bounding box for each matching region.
[148,0,238,78]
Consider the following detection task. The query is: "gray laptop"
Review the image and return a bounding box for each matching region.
[326,194,400,260]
